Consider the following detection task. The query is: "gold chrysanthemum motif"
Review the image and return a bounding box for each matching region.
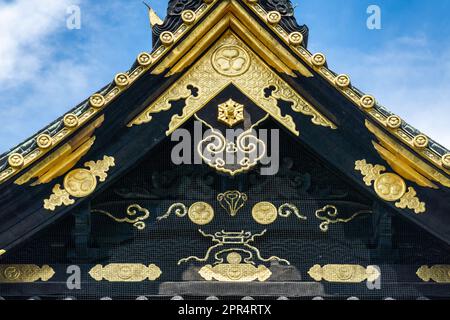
[218,99,244,127]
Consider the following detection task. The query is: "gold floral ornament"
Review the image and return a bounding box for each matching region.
[308,265,380,283]
[443,153,450,170]
[89,264,161,282]
[160,31,175,46]
[89,93,106,109]
[360,95,376,109]
[0,265,55,283]
[315,205,372,232]
[199,252,272,282]
[114,73,130,87]
[417,265,450,283]
[218,99,244,128]
[44,156,115,211]
[413,134,429,149]
[355,160,426,214]
[217,191,248,216]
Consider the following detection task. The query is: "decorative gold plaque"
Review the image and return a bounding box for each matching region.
[188,202,215,225]
[218,99,244,127]
[355,160,426,214]
[308,264,380,283]
[199,252,272,282]
[417,265,450,283]
[44,156,115,211]
[252,202,278,225]
[89,264,161,282]
[0,265,55,283]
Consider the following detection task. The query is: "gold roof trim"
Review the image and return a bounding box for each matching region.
[366,120,449,188]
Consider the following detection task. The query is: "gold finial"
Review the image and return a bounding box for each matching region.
[144,2,163,28]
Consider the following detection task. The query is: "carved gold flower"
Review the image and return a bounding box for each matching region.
[218,99,244,128]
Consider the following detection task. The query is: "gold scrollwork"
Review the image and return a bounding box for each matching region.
[92,204,150,230]
[278,203,307,220]
[217,191,248,216]
[128,32,335,135]
[199,252,272,282]
[315,205,372,232]
[44,156,115,211]
[308,264,380,283]
[355,160,426,214]
[89,264,161,282]
[417,265,450,283]
[0,265,55,283]
[157,203,188,221]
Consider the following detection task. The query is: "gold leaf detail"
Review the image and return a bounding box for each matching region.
[395,187,426,214]
[44,184,75,211]
[89,264,161,282]
[0,265,55,283]
[308,264,380,283]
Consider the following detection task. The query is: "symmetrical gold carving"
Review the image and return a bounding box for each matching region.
[92,204,150,230]
[311,53,326,67]
[417,265,450,283]
[335,74,350,88]
[386,115,402,129]
[89,94,105,108]
[315,205,372,232]
[129,32,336,135]
[137,52,153,67]
[308,265,380,283]
[188,202,215,225]
[217,191,248,217]
[44,156,115,211]
[266,11,281,25]
[178,230,290,266]
[252,202,278,225]
[197,125,266,176]
[160,31,175,46]
[114,73,130,87]
[355,160,426,214]
[218,99,244,127]
[288,32,303,46]
[360,95,376,109]
[199,252,272,282]
[89,264,161,282]
[0,265,55,283]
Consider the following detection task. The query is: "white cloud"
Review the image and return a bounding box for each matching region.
[322,34,450,148]
[0,0,77,86]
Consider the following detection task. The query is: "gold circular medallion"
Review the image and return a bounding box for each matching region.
[89,94,105,108]
[311,53,326,67]
[181,10,196,24]
[64,169,97,198]
[386,115,402,129]
[288,32,303,45]
[335,74,351,88]
[137,52,152,66]
[63,114,79,128]
[252,202,278,225]
[36,134,53,149]
[413,134,429,149]
[212,45,251,77]
[360,95,376,109]
[160,31,174,46]
[442,153,450,170]
[188,202,214,225]
[267,11,282,25]
[4,266,21,281]
[8,153,24,168]
[337,266,354,281]
[114,73,130,87]
[374,173,407,202]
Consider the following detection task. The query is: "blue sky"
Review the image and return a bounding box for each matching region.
[0,0,449,153]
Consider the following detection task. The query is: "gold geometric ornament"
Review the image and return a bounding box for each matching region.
[218,99,244,128]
